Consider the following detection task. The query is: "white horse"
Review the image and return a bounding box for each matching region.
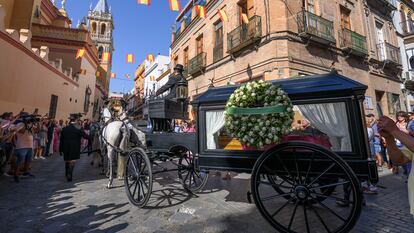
[101,106,146,189]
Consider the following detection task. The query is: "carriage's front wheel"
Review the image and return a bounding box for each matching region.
[251,142,362,233]
[177,147,209,193]
[124,148,153,207]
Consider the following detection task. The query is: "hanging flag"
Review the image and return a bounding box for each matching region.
[95,71,101,77]
[80,69,87,75]
[125,74,131,79]
[169,0,181,11]
[196,5,206,18]
[218,9,228,22]
[111,72,117,78]
[126,54,134,64]
[242,13,249,24]
[170,53,177,60]
[147,54,154,62]
[76,49,85,59]
[137,0,150,6]
[102,52,111,62]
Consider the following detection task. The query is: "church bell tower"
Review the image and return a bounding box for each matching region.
[88,0,114,81]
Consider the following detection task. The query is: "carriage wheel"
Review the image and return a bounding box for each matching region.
[267,174,338,203]
[124,148,153,207]
[251,142,362,233]
[177,147,209,193]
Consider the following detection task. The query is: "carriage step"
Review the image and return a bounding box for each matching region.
[247,191,252,204]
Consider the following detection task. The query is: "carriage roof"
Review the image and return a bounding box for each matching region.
[193,71,368,105]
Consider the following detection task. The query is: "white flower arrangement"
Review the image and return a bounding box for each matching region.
[225,80,294,148]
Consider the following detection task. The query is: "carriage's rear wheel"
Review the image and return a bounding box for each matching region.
[251,142,362,233]
[124,148,153,207]
[177,147,209,193]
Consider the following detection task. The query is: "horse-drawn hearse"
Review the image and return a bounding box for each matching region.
[104,70,378,233]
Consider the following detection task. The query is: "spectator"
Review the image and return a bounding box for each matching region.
[184,120,196,133]
[39,120,47,158]
[364,118,378,194]
[396,111,411,177]
[366,114,383,167]
[10,114,35,182]
[378,116,414,216]
[45,119,55,157]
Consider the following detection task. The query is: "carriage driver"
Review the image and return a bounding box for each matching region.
[152,64,188,132]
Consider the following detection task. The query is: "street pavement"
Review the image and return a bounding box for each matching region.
[0,154,413,233]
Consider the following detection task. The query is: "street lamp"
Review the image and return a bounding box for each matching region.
[176,79,188,101]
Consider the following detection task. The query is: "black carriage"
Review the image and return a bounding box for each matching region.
[124,71,378,233]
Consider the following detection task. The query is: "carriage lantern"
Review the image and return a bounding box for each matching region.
[176,79,188,101]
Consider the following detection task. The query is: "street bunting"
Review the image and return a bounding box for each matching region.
[76,49,85,59]
[218,9,228,22]
[196,5,206,18]
[125,74,130,79]
[170,53,177,60]
[242,13,249,24]
[169,0,181,11]
[111,72,117,78]
[126,54,134,64]
[102,52,111,62]
[137,0,150,6]
[147,54,154,62]
[96,71,101,76]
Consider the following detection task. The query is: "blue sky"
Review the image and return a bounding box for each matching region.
[65,0,185,93]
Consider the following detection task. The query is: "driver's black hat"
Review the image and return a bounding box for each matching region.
[174,64,184,72]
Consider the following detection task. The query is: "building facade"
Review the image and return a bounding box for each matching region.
[394,0,414,111]
[142,55,171,98]
[170,0,404,117]
[0,0,103,120]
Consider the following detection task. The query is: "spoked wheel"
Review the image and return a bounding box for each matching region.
[251,142,362,233]
[124,147,153,207]
[177,147,209,193]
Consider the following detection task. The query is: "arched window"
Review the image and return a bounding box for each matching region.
[91,22,97,34]
[101,23,106,35]
[84,86,92,113]
[401,8,408,34]
[98,46,104,60]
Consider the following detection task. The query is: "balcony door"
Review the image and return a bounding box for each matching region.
[196,35,203,55]
[376,22,385,61]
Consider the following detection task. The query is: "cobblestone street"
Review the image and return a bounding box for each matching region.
[0,154,413,233]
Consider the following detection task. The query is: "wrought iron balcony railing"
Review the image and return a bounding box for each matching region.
[183,66,189,79]
[227,15,262,53]
[297,10,335,44]
[213,43,224,62]
[174,27,182,40]
[400,20,414,36]
[188,52,206,75]
[376,42,401,64]
[339,28,368,56]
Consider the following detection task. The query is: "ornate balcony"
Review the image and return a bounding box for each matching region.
[227,16,262,54]
[91,33,112,43]
[32,23,89,42]
[376,42,401,65]
[366,0,396,15]
[188,52,206,76]
[174,27,182,40]
[339,28,368,57]
[297,10,335,45]
[213,43,224,63]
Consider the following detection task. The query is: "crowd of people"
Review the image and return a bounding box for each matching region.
[174,120,196,133]
[0,111,95,183]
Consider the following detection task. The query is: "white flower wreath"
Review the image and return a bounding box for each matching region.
[225,80,294,148]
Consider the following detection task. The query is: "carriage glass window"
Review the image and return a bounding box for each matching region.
[204,102,352,152]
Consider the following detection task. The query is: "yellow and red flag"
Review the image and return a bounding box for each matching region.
[95,71,101,77]
[102,52,111,62]
[169,0,181,11]
[80,69,87,75]
[196,5,206,18]
[147,54,154,62]
[137,0,150,6]
[111,72,117,78]
[218,9,228,22]
[125,74,131,79]
[76,49,85,59]
[126,54,134,64]
[170,53,177,60]
[242,13,249,24]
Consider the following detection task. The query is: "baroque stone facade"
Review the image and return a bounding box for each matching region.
[170,0,404,117]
